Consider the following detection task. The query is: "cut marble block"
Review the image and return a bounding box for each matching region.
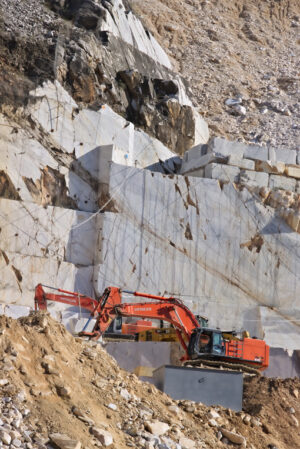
[204,163,240,183]
[269,175,296,191]
[269,147,297,165]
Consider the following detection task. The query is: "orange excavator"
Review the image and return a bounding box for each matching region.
[34,284,269,373]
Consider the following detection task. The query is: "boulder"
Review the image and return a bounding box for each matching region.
[208,419,218,427]
[55,385,71,398]
[50,433,81,449]
[145,421,170,436]
[179,436,196,449]
[220,428,246,446]
[0,430,12,445]
[91,428,113,446]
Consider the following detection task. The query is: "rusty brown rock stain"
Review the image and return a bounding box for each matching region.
[23,166,77,209]
[1,250,10,265]
[186,192,199,215]
[175,182,199,213]
[174,183,182,196]
[185,222,193,240]
[98,192,119,213]
[184,176,190,189]
[0,171,21,200]
[11,265,22,282]
[129,259,136,273]
[240,233,264,253]
[174,183,187,209]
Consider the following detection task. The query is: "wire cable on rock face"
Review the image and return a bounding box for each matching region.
[69,133,167,231]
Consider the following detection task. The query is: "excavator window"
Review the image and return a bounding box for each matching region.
[212,332,225,355]
[106,316,122,333]
[193,330,226,356]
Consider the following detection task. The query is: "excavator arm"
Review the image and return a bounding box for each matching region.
[85,295,199,358]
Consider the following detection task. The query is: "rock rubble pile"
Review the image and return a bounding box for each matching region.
[0,313,299,449]
[130,0,300,151]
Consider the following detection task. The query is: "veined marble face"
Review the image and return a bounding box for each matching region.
[0,81,299,351]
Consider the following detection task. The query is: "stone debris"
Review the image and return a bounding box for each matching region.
[232,104,247,116]
[120,388,131,401]
[208,410,220,419]
[290,415,299,427]
[107,403,118,411]
[0,430,12,445]
[208,418,218,427]
[145,421,170,436]
[220,428,246,446]
[91,428,113,447]
[131,0,300,152]
[50,434,82,449]
[56,385,71,398]
[178,436,196,448]
[0,313,297,448]
[292,389,299,399]
[225,98,242,106]
[72,408,95,426]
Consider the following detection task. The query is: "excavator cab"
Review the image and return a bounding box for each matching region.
[188,328,226,359]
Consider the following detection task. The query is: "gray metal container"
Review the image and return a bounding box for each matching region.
[153,365,243,411]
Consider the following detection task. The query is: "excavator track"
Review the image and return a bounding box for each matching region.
[183,359,261,376]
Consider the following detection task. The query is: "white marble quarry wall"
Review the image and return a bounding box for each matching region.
[0,198,97,266]
[0,80,179,315]
[93,163,300,350]
[263,348,300,378]
[28,81,175,169]
[0,198,97,306]
[0,79,298,351]
[0,113,59,202]
[0,251,94,306]
[99,0,172,69]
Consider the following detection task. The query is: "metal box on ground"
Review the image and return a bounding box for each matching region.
[153,365,243,411]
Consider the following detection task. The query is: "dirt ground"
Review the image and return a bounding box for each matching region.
[0,313,300,449]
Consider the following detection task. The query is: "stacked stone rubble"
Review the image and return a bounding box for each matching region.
[178,137,300,234]
[180,137,300,191]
